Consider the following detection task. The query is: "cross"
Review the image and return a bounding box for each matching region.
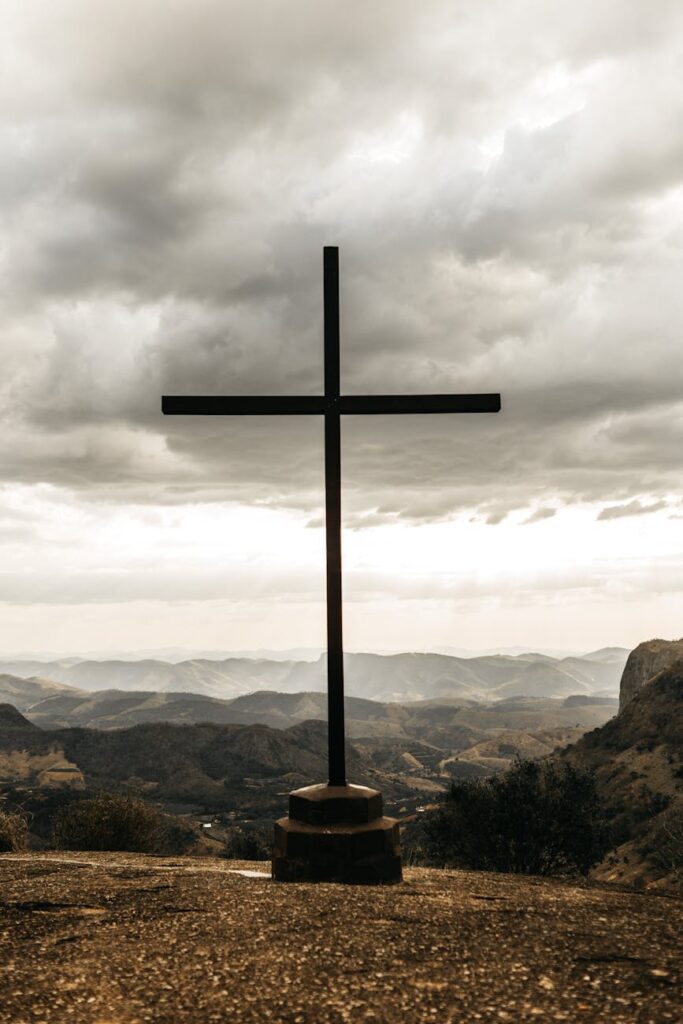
[162,246,501,787]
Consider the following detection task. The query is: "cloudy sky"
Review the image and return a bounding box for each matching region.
[1,0,681,657]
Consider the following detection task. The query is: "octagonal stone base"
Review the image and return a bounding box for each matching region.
[272,783,402,884]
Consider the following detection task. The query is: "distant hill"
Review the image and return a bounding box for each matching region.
[0,649,628,704]
[0,685,618,825]
[16,682,618,739]
[24,688,244,730]
[0,714,411,816]
[0,674,87,711]
[582,646,633,664]
[563,695,617,708]
[0,703,37,730]
[441,726,589,777]
[0,658,297,700]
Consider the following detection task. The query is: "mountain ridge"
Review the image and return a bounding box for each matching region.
[0,648,628,705]
[3,676,619,738]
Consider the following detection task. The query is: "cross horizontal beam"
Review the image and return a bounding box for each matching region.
[162,394,501,416]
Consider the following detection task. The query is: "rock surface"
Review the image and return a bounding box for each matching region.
[0,852,680,1023]
[619,639,683,710]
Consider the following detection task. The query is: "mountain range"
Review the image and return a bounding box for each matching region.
[0,674,619,829]
[0,647,627,816]
[0,672,618,738]
[0,648,628,704]
[0,709,424,821]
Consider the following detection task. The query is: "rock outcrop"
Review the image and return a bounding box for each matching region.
[618,638,683,710]
[563,659,683,888]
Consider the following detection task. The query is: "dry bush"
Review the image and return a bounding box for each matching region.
[0,809,29,852]
[223,826,272,861]
[651,806,683,887]
[52,793,166,853]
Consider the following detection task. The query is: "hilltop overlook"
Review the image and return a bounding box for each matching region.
[0,852,679,1024]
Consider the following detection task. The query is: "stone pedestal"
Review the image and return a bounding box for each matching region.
[272,783,402,884]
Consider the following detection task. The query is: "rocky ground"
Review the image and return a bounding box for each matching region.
[0,853,680,1024]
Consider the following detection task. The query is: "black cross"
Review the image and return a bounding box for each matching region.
[162,247,501,787]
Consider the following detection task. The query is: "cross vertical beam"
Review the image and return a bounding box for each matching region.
[161,244,502,808]
[324,247,346,786]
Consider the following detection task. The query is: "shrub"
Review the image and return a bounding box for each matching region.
[223,826,272,861]
[52,793,166,853]
[0,809,29,852]
[161,817,199,855]
[418,759,609,876]
[651,807,683,887]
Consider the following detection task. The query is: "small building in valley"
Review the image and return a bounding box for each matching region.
[38,764,85,789]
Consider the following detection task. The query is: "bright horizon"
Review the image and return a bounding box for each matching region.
[0,642,631,662]
[0,489,679,660]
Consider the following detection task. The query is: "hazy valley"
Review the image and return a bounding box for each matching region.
[0,648,624,820]
[0,641,680,890]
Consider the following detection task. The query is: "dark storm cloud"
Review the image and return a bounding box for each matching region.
[2,1,683,524]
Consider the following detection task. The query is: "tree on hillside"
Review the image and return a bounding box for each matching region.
[417,759,610,875]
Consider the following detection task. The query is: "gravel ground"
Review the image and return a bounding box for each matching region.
[0,852,680,1023]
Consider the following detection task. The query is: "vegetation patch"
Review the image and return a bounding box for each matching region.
[53,793,170,853]
[413,759,610,875]
[0,807,29,852]
[223,825,272,860]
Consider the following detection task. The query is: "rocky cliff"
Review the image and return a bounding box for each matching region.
[618,638,683,710]
[564,659,683,888]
